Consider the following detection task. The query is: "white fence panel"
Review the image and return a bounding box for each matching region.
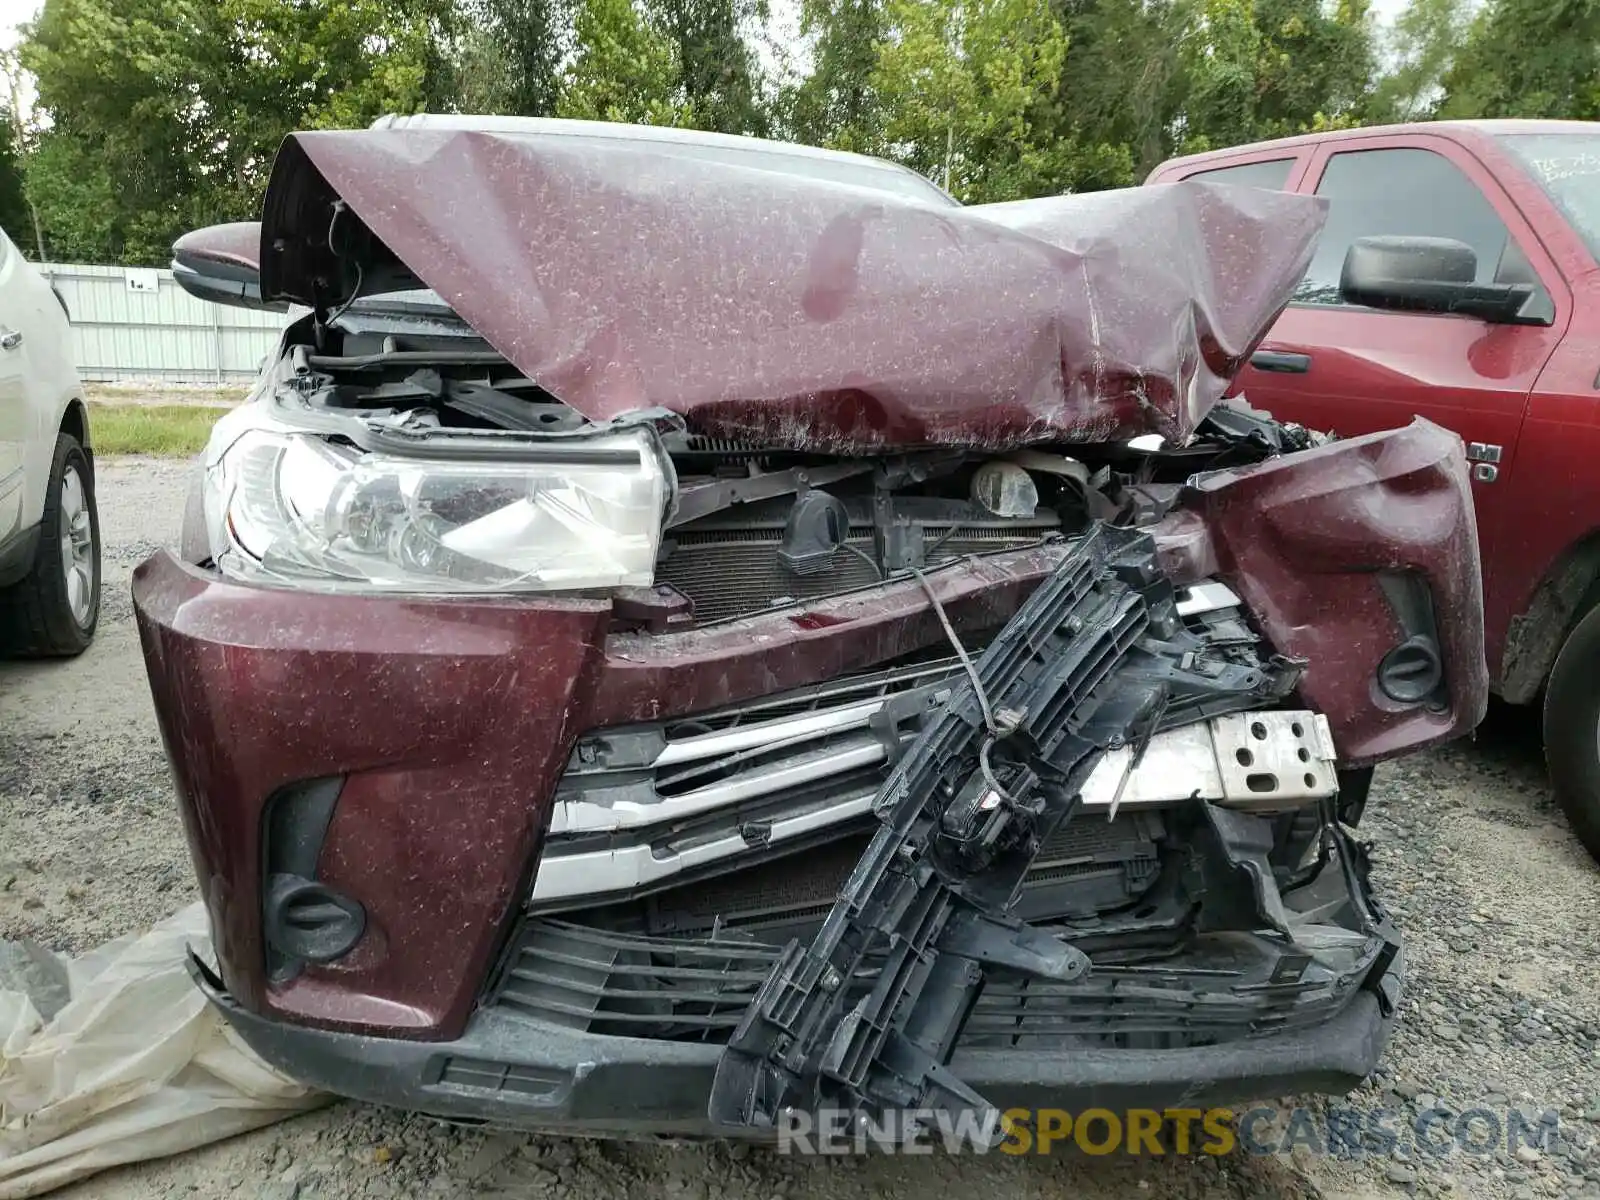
[40,263,290,384]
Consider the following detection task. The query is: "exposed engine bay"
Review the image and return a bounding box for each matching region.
[267,306,1320,629]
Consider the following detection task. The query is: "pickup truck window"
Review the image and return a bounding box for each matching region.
[1297,147,1516,306]
[1182,158,1294,190]
[1499,133,1600,265]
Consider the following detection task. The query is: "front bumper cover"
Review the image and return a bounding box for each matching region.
[190,943,1403,1137]
[175,521,1409,1138]
[133,418,1476,1132]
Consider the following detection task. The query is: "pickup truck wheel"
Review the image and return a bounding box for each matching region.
[0,434,101,657]
[1543,602,1600,865]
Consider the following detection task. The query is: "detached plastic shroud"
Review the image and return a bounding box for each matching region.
[706,524,1304,1136]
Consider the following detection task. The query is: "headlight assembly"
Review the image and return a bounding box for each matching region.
[204,424,670,594]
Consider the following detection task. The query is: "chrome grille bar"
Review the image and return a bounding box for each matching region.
[532,578,1271,905]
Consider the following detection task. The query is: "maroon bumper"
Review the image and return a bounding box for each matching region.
[1171,418,1488,763]
[133,419,1485,1042]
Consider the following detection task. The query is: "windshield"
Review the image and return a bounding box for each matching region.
[1499,133,1600,262]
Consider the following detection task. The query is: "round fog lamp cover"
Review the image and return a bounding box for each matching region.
[264,874,367,964]
[1377,634,1443,704]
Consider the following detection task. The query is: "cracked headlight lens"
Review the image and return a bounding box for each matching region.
[205,425,669,593]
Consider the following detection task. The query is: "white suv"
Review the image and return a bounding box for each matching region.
[0,225,99,655]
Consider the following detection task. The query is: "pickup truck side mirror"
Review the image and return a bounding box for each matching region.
[1340,236,1542,324]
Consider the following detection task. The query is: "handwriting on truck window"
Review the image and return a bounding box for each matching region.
[1527,151,1600,184]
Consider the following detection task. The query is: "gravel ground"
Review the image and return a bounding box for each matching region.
[2,456,1598,1200]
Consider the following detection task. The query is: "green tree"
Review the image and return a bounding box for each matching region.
[16,130,124,262]
[1440,0,1600,120]
[558,0,687,123]
[870,0,1072,201]
[475,0,570,116]
[788,0,885,150]
[20,0,456,264]
[213,0,459,148]
[473,0,768,133]
[0,49,41,257]
[1178,0,1262,150]
[647,0,769,133]
[1254,0,1376,133]
[1178,0,1378,151]
[1369,0,1471,121]
[1051,0,1190,186]
[454,23,523,113]
[0,106,31,254]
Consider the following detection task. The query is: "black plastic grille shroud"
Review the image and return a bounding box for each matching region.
[488,914,1367,1051]
[656,528,1050,624]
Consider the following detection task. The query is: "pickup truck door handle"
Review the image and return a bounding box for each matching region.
[1250,350,1311,374]
[0,328,21,351]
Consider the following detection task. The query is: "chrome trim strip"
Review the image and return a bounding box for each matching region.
[654,696,893,768]
[532,790,879,903]
[645,582,1235,774]
[548,736,887,835]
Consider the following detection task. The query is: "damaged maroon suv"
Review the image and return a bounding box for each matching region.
[134,116,1487,1139]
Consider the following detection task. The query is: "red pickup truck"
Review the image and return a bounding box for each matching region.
[1149,120,1600,864]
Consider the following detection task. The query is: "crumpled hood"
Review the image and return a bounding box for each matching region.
[260,127,1327,450]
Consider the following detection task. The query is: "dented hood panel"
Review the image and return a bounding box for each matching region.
[260,128,1327,449]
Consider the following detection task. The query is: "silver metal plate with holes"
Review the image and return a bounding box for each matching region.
[1080,710,1337,815]
[1466,442,1503,464]
[1473,463,1499,484]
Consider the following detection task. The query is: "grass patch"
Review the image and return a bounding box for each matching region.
[89,405,231,456]
[86,383,247,407]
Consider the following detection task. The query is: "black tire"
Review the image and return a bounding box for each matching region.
[1543,601,1600,865]
[0,434,101,657]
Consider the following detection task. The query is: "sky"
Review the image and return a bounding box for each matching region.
[0,0,35,119]
[0,0,34,50]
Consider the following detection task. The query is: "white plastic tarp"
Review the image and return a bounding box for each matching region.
[0,903,327,1198]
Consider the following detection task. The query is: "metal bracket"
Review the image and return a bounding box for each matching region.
[937,909,1092,981]
[1195,802,1292,935]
